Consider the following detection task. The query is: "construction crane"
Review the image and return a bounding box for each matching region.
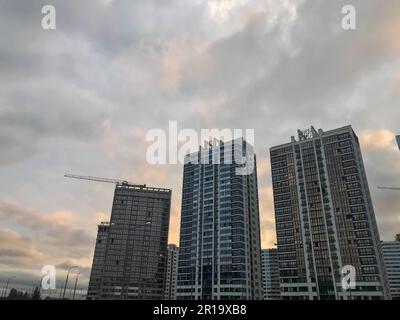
[377,186,400,191]
[64,174,146,187]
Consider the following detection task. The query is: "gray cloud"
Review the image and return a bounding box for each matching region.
[0,203,95,290]
[0,0,399,290]
[0,229,45,267]
[0,202,93,249]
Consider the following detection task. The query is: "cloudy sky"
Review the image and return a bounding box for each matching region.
[0,0,399,292]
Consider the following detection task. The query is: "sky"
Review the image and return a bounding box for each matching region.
[0,0,399,292]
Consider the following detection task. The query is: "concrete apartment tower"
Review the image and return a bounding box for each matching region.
[164,244,179,300]
[87,222,110,299]
[261,249,281,300]
[270,125,389,300]
[87,183,171,300]
[382,234,400,299]
[177,138,263,300]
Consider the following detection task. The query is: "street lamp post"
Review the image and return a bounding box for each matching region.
[58,281,64,299]
[2,281,9,298]
[72,272,80,300]
[1,282,6,298]
[62,266,79,299]
[2,276,16,298]
[37,274,46,298]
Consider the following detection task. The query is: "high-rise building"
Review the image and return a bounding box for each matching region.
[270,125,389,300]
[164,244,179,300]
[382,235,400,300]
[177,138,263,300]
[261,249,281,300]
[87,222,110,299]
[87,183,172,300]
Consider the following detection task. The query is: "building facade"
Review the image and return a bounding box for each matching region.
[270,126,389,300]
[87,222,110,299]
[177,138,263,300]
[261,249,281,300]
[87,183,172,300]
[164,244,179,300]
[382,235,400,299]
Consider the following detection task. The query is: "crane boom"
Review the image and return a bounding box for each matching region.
[64,174,145,187]
[377,186,400,191]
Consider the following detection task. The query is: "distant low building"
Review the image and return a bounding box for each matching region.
[261,249,280,300]
[382,235,400,300]
[164,244,179,300]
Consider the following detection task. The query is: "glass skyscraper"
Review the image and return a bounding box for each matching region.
[177,138,263,300]
[270,126,389,300]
